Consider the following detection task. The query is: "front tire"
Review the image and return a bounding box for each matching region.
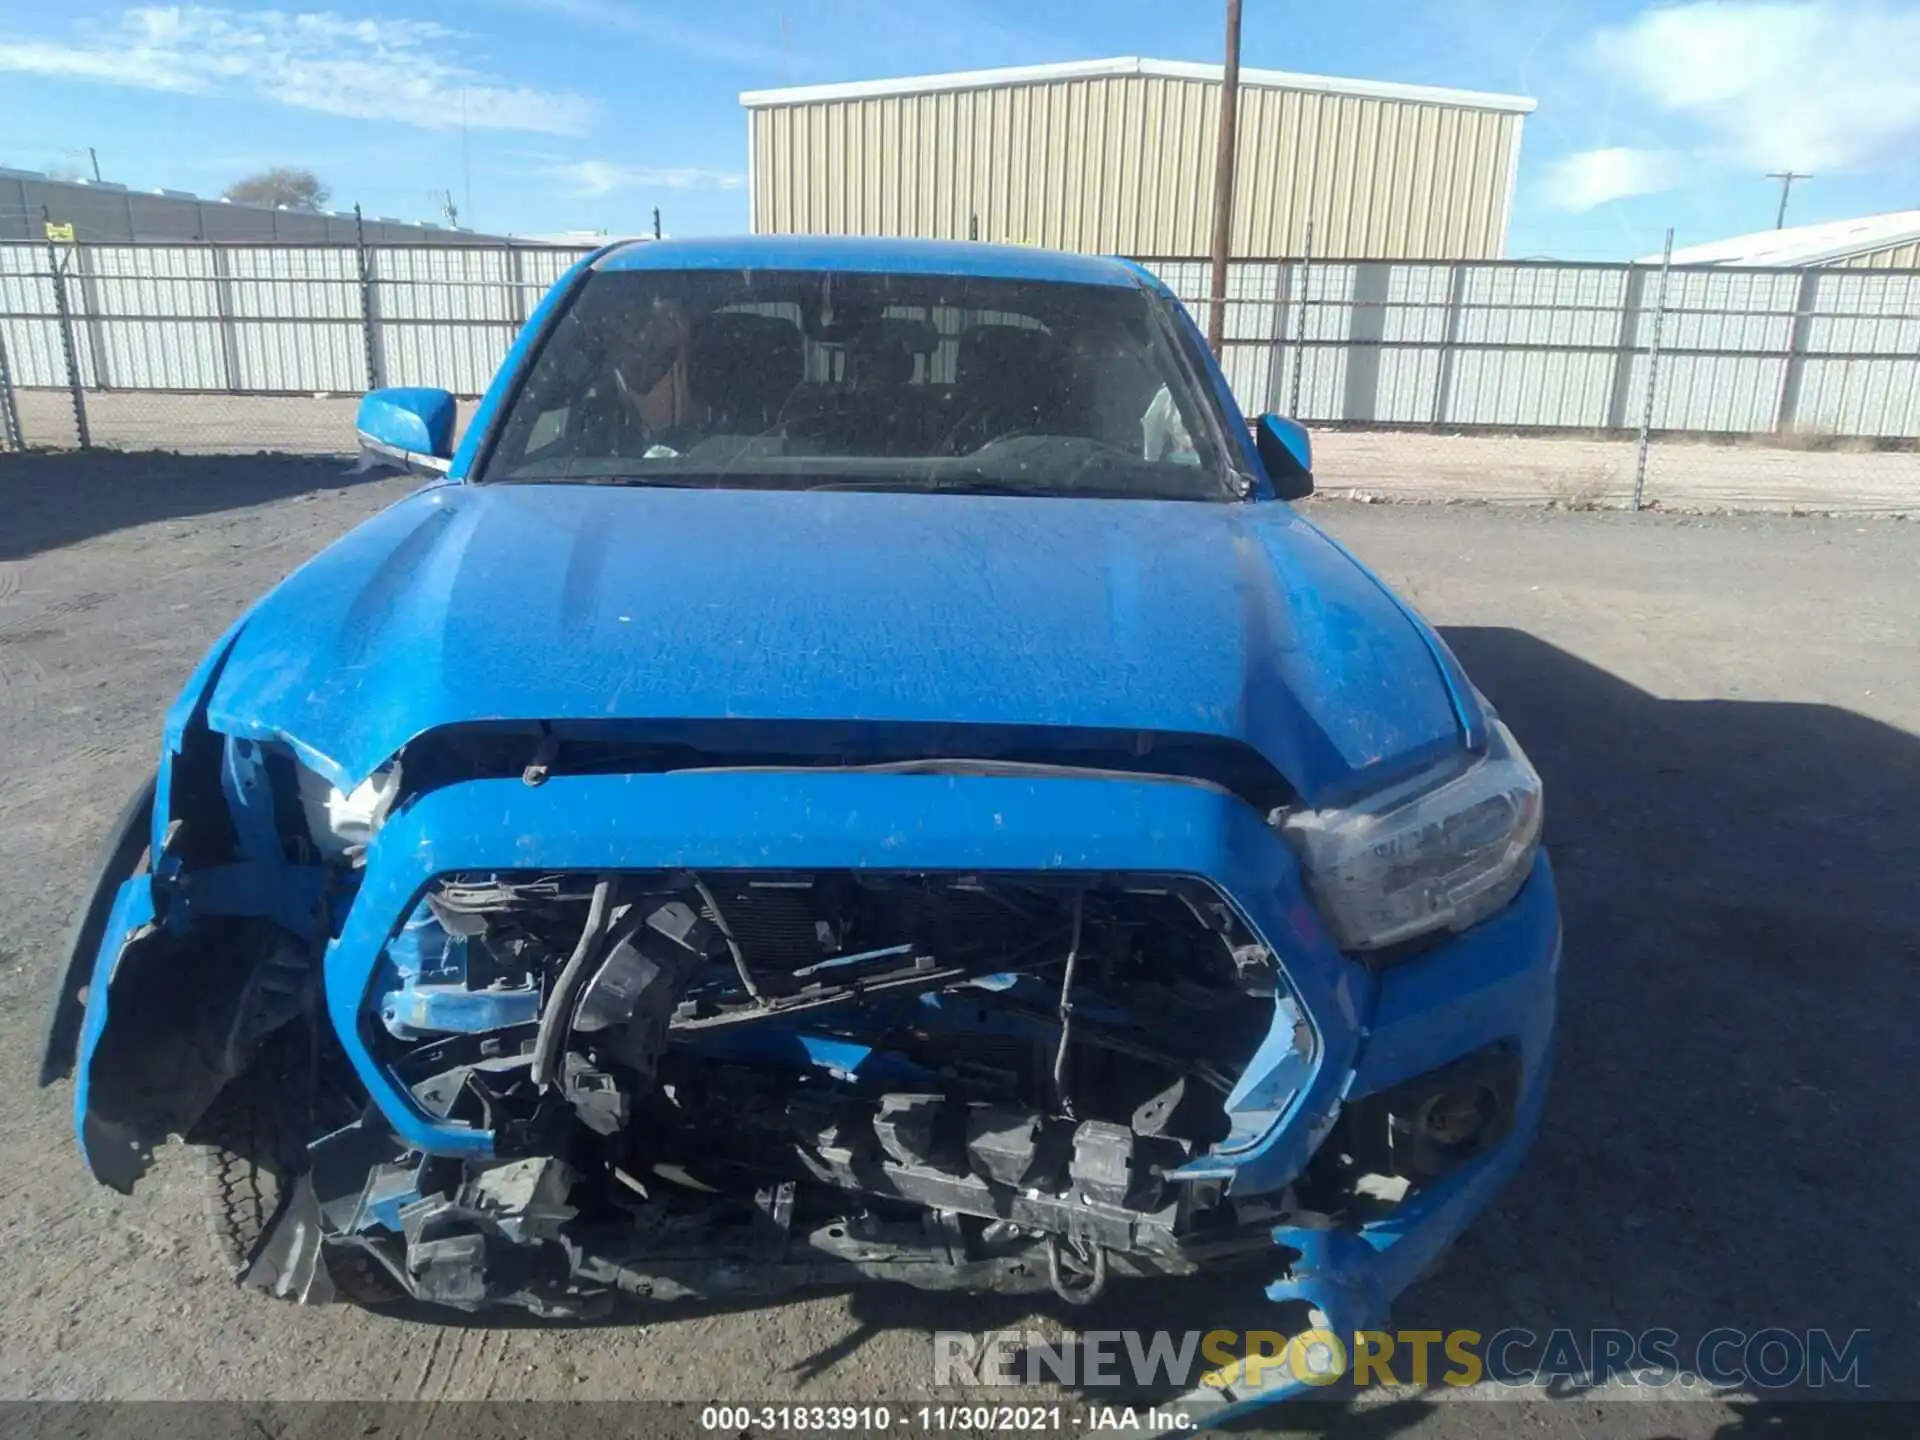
[194,1077,284,1278]
[189,1038,403,1307]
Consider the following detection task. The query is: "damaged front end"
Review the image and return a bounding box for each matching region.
[294,743,1377,1317]
[321,861,1301,1312]
[46,695,1556,1415]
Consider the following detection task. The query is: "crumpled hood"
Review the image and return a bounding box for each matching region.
[204,483,1470,805]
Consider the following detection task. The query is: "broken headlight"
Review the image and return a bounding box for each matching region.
[1278,720,1542,952]
[295,761,401,862]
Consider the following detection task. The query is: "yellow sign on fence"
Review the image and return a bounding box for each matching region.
[44,221,75,242]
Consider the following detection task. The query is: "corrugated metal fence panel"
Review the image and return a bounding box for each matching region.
[1216,260,1283,414]
[514,246,596,295]
[1446,265,1628,428]
[226,247,363,392]
[1798,361,1920,438]
[79,245,224,389]
[1153,257,1920,437]
[375,246,596,394]
[0,243,67,387]
[376,247,516,395]
[1366,264,1450,423]
[1290,262,1353,421]
[1650,270,1794,433]
[1793,270,1920,437]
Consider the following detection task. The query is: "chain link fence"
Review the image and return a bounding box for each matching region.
[3,239,1917,511]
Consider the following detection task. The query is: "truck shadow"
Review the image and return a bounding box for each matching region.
[806,626,1919,1424]
[0,450,396,561]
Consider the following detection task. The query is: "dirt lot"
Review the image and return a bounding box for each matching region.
[12,387,1920,514]
[1,451,1916,1436]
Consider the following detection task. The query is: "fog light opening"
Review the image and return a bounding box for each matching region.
[1416,1083,1502,1153]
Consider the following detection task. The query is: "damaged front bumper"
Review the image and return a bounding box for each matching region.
[1175,874,1558,1419]
[317,771,1369,1176]
[53,761,1556,1415]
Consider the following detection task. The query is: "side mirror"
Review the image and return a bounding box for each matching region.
[355,388,457,476]
[1253,414,1314,501]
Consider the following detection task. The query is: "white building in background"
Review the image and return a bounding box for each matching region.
[510,230,631,246]
[742,57,1535,261]
[1648,212,1920,269]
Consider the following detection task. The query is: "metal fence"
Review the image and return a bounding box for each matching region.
[0,238,590,404]
[2,239,1917,510]
[1160,255,1920,442]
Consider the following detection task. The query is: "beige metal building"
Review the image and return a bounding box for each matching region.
[741,57,1534,260]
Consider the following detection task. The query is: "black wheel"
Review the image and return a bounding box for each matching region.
[189,1037,403,1307]
[194,1074,286,1278]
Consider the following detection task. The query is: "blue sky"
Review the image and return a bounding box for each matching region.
[2,0,1917,258]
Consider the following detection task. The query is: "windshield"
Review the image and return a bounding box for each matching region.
[481,268,1237,500]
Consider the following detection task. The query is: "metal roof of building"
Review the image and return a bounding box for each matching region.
[1647,211,1920,267]
[0,165,515,244]
[741,56,1536,116]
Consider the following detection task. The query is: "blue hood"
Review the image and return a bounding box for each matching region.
[203,484,1470,806]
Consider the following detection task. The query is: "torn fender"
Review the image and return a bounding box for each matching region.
[40,774,154,1087]
[53,719,328,1191]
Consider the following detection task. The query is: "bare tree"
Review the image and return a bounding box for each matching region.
[225,167,331,211]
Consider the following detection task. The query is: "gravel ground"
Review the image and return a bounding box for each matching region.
[1,450,1915,1437]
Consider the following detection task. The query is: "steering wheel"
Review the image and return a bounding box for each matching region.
[969,426,1049,451]
[935,411,1043,456]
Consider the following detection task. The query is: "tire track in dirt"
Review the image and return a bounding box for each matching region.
[409,1326,449,1401]
[436,1328,472,1403]
[476,1328,509,1401]
[45,591,106,617]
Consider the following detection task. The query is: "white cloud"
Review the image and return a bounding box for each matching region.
[1595,1,1920,171]
[551,159,744,196]
[476,0,799,70]
[0,6,596,136]
[1539,147,1690,211]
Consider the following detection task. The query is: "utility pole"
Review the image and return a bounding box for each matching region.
[1767,171,1810,229]
[87,147,102,183]
[653,207,662,240]
[1205,0,1244,357]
